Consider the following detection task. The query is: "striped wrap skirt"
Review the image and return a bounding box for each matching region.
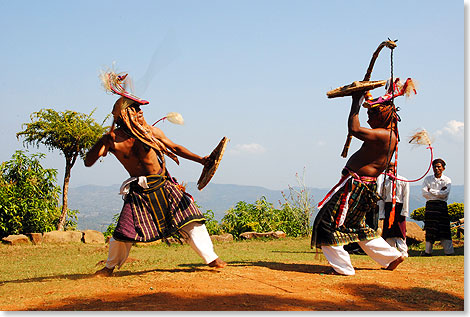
[113,174,205,242]
[311,174,381,248]
[424,200,452,242]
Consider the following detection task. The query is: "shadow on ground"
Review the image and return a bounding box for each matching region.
[228,260,381,274]
[25,282,463,311]
[0,267,218,285]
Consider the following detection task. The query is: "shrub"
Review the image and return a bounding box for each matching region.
[448,203,465,222]
[411,207,426,222]
[103,213,120,239]
[411,202,464,222]
[220,196,312,239]
[276,204,311,237]
[279,170,315,237]
[0,151,61,237]
[202,210,223,235]
[221,198,273,238]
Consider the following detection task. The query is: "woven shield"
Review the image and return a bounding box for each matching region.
[197,137,229,190]
[326,80,387,98]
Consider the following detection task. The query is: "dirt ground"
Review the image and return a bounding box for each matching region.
[1,249,464,311]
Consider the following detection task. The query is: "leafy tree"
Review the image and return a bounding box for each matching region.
[65,209,80,231]
[411,202,464,222]
[17,109,109,230]
[0,151,61,237]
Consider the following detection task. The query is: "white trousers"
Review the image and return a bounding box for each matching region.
[425,240,454,255]
[105,222,218,269]
[385,237,408,257]
[321,237,402,276]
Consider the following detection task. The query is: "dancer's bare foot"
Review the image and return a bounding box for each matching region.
[208,258,227,268]
[385,256,405,271]
[94,266,114,277]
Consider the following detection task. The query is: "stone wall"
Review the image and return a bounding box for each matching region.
[1,230,105,246]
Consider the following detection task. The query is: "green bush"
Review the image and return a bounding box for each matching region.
[220,196,312,239]
[277,204,311,237]
[103,213,120,239]
[0,151,61,237]
[448,203,465,222]
[411,207,426,222]
[279,175,314,237]
[411,202,464,222]
[221,198,274,238]
[202,210,223,235]
[60,208,80,231]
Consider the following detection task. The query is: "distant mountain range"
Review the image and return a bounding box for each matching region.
[68,182,464,232]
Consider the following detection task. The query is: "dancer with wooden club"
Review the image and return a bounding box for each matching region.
[311,39,417,275]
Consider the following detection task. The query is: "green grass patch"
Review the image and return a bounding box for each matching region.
[0,236,464,282]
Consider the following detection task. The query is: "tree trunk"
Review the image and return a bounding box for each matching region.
[57,155,76,231]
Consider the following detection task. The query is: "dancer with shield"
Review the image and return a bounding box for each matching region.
[86,69,228,276]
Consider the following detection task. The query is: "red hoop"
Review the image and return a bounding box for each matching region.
[385,146,434,183]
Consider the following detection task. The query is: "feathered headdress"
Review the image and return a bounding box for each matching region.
[99,65,185,133]
[363,77,417,108]
[99,68,149,106]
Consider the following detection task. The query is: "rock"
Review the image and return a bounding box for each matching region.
[378,220,425,245]
[2,234,30,245]
[26,233,43,245]
[43,231,83,243]
[82,230,105,244]
[273,231,287,238]
[210,233,233,242]
[240,232,255,239]
[240,231,286,240]
[406,221,425,244]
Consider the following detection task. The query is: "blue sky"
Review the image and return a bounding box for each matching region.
[0,0,464,190]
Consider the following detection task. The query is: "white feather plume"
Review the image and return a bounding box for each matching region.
[409,129,433,146]
[99,69,114,93]
[166,112,184,125]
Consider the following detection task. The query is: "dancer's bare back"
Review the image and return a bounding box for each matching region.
[345,93,397,177]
